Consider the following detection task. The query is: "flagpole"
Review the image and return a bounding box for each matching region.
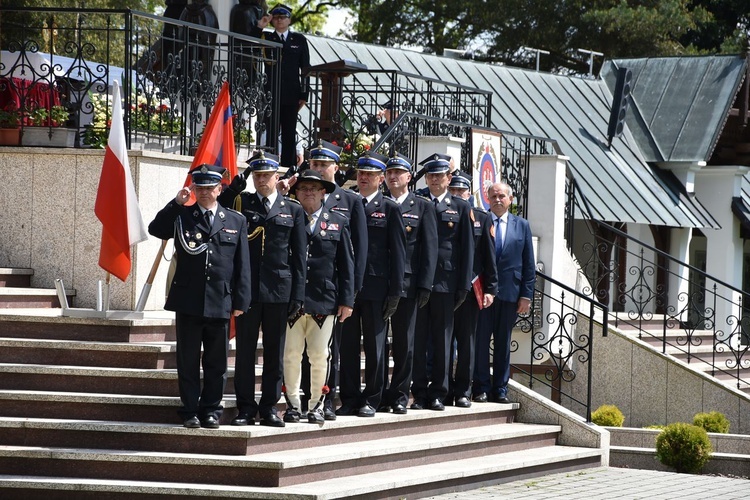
[135,239,168,312]
[104,272,111,312]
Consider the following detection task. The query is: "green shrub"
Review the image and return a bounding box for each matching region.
[655,423,712,473]
[693,411,730,434]
[591,404,625,427]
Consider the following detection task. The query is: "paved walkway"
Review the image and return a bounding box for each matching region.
[427,467,748,499]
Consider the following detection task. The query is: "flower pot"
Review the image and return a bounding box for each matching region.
[21,127,77,147]
[0,128,21,146]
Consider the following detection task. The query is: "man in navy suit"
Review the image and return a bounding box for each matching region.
[218,151,307,427]
[263,4,310,166]
[148,164,251,429]
[473,181,536,404]
[381,152,437,414]
[283,169,355,424]
[338,151,406,417]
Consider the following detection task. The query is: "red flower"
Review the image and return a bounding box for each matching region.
[321,385,330,394]
[364,144,371,151]
[281,384,287,393]
[344,143,352,152]
[331,140,338,146]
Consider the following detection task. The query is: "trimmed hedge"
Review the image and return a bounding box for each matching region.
[655,423,712,473]
[693,411,730,434]
[591,404,625,427]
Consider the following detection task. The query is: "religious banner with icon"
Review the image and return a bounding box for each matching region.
[471,130,502,210]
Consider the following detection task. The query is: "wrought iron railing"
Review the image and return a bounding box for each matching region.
[510,269,608,422]
[566,179,750,393]
[0,8,280,155]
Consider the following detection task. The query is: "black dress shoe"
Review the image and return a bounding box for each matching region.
[376,404,391,413]
[335,405,357,416]
[260,414,285,427]
[472,392,488,403]
[307,408,325,424]
[200,415,220,429]
[497,396,511,404]
[429,399,445,411]
[283,409,301,423]
[456,397,472,408]
[410,400,426,410]
[391,403,407,415]
[183,416,200,428]
[323,406,337,421]
[358,404,376,417]
[231,413,253,426]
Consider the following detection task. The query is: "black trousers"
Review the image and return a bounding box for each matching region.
[234,302,287,418]
[339,298,387,409]
[449,295,480,399]
[384,296,417,407]
[174,313,228,421]
[412,292,454,403]
[266,103,298,167]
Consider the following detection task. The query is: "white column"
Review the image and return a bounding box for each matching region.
[668,227,693,324]
[211,0,236,32]
[694,165,749,338]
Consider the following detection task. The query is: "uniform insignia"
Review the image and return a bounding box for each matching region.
[335,194,341,200]
[403,214,419,219]
[278,213,292,218]
[406,226,412,233]
[320,230,327,236]
[188,241,196,248]
[448,222,454,228]
[200,165,208,174]
[323,212,329,220]
[184,231,190,237]
[193,210,200,218]
[321,221,327,230]
[280,201,285,207]
[252,214,260,222]
[446,199,451,205]
[474,221,481,228]
[374,201,380,206]
[410,200,415,206]
[195,233,202,240]
[327,223,339,231]
[219,211,225,219]
[223,229,238,234]
[332,207,348,212]
[371,212,386,218]
[446,209,458,214]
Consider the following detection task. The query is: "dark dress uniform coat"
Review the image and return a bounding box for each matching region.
[148,199,251,421]
[217,190,307,419]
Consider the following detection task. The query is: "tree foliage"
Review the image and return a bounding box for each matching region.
[329,0,750,75]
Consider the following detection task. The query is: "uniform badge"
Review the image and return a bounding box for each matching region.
[320,230,327,236]
[406,226,413,233]
[448,222,454,228]
[280,201,285,207]
[327,223,339,231]
[200,165,208,174]
[446,199,451,205]
[323,212,329,220]
[335,194,341,200]
[193,210,200,218]
[195,233,202,240]
[188,241,196,248]
[321,221,327,230]
[219,211,225,220]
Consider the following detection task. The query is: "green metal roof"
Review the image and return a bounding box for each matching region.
[602,55,747,163]
[306,36,719,229]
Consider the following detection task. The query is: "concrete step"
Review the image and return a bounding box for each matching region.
[0,311,176,342]
[0,268,33,287]
[0,287,76,308]
[0,445,603,499]
[0,421,556,488]
[0,403,517,455]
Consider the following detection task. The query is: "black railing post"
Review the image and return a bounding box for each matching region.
[123,11,131,149]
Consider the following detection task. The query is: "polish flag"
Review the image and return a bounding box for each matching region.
[95,80,149,282]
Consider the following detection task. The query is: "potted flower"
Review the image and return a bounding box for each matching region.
[0,105,21,146]
[22,105,76,147]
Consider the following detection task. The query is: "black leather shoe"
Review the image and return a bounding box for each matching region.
[283,409,301,423]
[231,413,253,426]
[392,403,407,415]
[335,405,357,416]
[497,396,511,404]
[429,399,445,411]
[307,408,325,424]
[183,416,200,428]
[358,404,376,417]
[472,392,488,403]
[376,404,391,413]
[200,415,220,429]
[260,414,285,427]
[323,406,337,421]
[410,400,426,410]
[456,397,472,408]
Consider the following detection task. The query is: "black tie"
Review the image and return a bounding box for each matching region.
[362,197,367,208]
[433,198,438,207]
[262,197,270,213]
[204,210,213,228]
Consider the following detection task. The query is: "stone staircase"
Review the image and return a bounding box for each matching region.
[0,268,75,308]
[614,314,750,395]
[0,267,606,498]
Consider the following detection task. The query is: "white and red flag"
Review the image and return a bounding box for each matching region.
[94,80,148,282]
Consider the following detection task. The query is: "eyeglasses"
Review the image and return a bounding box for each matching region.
[296,186,323,193]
